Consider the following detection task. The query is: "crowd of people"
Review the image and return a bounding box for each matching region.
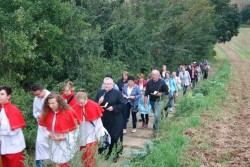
[0,60,210,166]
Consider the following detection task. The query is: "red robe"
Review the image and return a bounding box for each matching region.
[61,93,77,108]
[0,101,26,167]
[73,99,103,122]
[0,101,26,131]
[39,109,79,133]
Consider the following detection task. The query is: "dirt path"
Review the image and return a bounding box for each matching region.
[184,43,250,167]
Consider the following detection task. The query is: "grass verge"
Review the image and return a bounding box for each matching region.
[128,45,231,167]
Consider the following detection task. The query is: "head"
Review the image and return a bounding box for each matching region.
[31,83,45,98]
[181,66,186,72]
[42,92,70,116]
[0,86,12,105]
[127,76,135,86]
[172,72,177,77]
[122,71,128,81]
[62,81,74,96]
[137,73,144,82]
[166,71,170,78]
[162,65,167,71]
[103,77,114,92]
[76,91,88,107]
[151,70,160,82]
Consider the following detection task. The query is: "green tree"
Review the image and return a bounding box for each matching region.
[240,4,250,23]
[209,0,240,43]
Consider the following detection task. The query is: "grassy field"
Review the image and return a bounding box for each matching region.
[227,27,250,60]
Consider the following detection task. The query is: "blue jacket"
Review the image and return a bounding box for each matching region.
[169,77,178,95]
[122,83,141,108]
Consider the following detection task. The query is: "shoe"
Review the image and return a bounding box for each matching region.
[164,106,168,111]
[142,122,145,128]
[144,124,148,128]
[131,129,136,133]
[123,129,127,134]
[169,108,173,112]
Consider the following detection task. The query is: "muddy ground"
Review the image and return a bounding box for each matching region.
[184,43,250,167]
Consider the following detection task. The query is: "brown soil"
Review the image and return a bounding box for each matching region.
[184,43,250,167]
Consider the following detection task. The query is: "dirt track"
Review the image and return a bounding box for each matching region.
[185,43,250,167]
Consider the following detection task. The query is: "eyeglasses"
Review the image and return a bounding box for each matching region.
[78,88,85,92]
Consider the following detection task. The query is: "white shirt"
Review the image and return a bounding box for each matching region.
[33,90,50,119]
[0,108,26,154]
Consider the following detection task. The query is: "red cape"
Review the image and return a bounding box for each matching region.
[73,100,103,122]
[1,101,26,131]
[39,109,79,133]
[61,93,77,108]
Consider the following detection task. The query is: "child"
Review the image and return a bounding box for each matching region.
[138,90,151,128]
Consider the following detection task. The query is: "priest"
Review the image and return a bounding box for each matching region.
[95,77,126,161]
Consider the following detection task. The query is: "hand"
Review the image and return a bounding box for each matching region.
[123,94,127,98]
[130,96,135,99]
[144,103,148,109]
[49,133,57,140]
[156,92,162,96]
[106,106,113,111]
[55,136,66,141]
[99,96,104,104]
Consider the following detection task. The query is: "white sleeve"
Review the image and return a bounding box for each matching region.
[0,120,20,136]
[33,100,40,119]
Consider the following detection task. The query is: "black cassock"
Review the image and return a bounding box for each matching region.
[95,88,126,156]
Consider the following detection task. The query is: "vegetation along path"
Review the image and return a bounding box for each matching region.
[185,30,250,166]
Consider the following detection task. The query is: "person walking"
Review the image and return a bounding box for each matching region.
[31,83,50,167]
[122,76,141,133]
[95,77,126,162]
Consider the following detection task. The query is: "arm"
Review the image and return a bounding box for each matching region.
[110,91,126,114]
[33,100,40,119]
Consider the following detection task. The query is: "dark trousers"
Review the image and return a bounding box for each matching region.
[141,114,149,124]
[183,85,188,95]
[123,103,131,129]
[108,134,123,159]
[131,111,137,128]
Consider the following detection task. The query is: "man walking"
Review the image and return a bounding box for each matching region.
[31,83,50,167]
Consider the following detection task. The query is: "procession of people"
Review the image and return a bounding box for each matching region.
[0,61,209,166]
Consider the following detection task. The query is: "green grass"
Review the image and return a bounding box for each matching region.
[128,44,231,167]
[227,27,250,60]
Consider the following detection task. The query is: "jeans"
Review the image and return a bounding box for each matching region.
[36,160,43,167]
[150,101,163,131]
[183,85,188,95]
[165,93,174,110]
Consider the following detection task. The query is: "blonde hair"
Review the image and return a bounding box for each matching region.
[76,91,88,101]
[137,73,144,79]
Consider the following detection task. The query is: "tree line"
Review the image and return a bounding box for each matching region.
[0,0,240,97]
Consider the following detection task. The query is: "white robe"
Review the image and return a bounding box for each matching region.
[45,113,79,164]
[79,117,105,147]
[0,108,26,154]
[33,90,50,160]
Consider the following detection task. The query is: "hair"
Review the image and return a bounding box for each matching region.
[127,76,135,81]
[137,73,144,79]
[76,91,88,101]
[122,71,129,76]
[41,92,71,119]
[0,86,12,96]
[103,77,114,84]
[62,81,74,92]
[31,83,43,91]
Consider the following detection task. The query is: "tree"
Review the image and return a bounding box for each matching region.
[209,0,240,43]
[240,4,250,23]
